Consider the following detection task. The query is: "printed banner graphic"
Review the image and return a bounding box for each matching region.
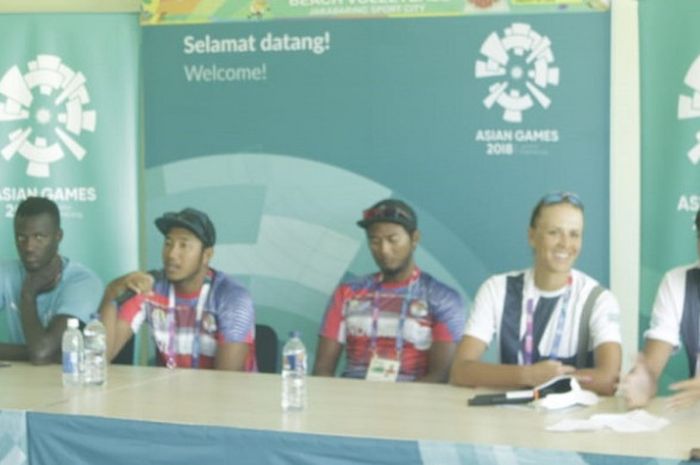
[640,0,700,389]
[143,13,610,363]
[141,0,609,25]
[0,55,96,179]
[0,15,139,290]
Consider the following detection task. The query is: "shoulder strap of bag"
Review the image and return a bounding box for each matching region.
[576,285,605,369]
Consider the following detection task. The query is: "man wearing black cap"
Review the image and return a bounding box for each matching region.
[313,199,465,382]
[99,207,256,371]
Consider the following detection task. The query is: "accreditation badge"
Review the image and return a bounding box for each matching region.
[409,300,428,318]
[201,312,217,334]
[365,354,400,382]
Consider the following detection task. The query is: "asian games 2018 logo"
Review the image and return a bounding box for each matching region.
[677,55,700,165]
[0,54,96,178]
[475,23,559,123]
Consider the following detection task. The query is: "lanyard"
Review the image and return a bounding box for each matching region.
[521,273,572,364]
[523,298,535,365]
[546,284,573,359]
[369,270,419,358]
[165,273,212,369]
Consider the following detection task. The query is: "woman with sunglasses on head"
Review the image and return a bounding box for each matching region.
[450,192,622,395]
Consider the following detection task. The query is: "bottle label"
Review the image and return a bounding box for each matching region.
[285,352,306,372]
[62,351,79,374]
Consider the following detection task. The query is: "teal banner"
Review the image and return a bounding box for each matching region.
[0,14,140,284]
[640,1,700,388]
[143,13,610,364]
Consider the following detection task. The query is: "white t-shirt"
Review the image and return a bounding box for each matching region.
[644,261,700,348]
[464,268,622,363]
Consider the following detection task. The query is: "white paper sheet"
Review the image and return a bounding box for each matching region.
[546,409,670,433]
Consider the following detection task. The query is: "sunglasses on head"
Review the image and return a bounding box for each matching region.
[363,205,413,222]
[539,191,583,208]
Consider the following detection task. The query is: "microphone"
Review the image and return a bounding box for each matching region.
[114,270,160,306]
[467,389,534,406]
[468,376,576,407]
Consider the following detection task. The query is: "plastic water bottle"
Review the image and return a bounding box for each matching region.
[281,331,307,411]
[83,318,107,386]
[62,318,83,387]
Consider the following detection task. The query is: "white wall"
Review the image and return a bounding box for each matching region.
[610,0,640,370]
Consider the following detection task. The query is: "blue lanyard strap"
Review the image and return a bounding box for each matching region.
[369,271,419,358]
[166,271,213,369]
[523,298,535,365]
[547,284,573,359]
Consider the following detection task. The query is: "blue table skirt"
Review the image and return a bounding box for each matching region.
[27,412,690,465]
[0,410,27,465]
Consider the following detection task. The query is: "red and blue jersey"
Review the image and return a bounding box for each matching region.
[118,269,257,371]
[320,268,465,381]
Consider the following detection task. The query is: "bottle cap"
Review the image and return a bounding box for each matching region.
[67,318,79,329]
[289,330,301,339]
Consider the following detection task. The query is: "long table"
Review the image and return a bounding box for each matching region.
[1,363,698,464]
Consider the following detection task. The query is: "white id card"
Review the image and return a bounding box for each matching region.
[366,355,400,382]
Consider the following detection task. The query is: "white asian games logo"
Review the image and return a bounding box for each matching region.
[0,54,96,178]
[677,55,700,165]
[475,23,559,123]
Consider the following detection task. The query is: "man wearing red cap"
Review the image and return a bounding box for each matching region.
[313,199,465,382]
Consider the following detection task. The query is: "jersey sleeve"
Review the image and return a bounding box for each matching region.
[588,288,623,349]
[53,266,104,323]
[117,293,148,334]
[644,270,684,347]
[216,282,256,344]
[319,284,348,343]
[427,282,466,343]
[463,276,501,345]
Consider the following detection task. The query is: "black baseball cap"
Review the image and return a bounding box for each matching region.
[357,199,417,232]
[155,208,216,248]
